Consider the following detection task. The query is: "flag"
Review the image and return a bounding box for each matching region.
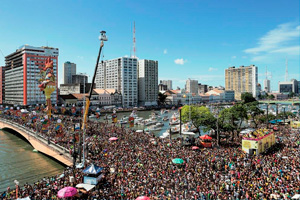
[75,123,80,130]
[61,107,66,114]
[96,109,100,118]
[129,116,134,127]
[112,113,117,123]
[71,107,76,115]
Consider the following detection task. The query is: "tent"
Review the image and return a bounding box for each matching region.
[292,194,300,199]
[76,183,95,192]
[82,164,103,175]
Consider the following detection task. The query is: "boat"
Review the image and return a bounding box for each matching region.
[119,120,128,124]
[156,122,164,127]
[149,125,162,131]
[169,119,180,125]
[163,116,169,121]
[160,132,170,138]
[89,114,97,119]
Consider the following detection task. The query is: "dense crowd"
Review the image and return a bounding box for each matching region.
[1,110,300,199]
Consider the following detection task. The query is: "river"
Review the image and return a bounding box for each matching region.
[0,130,65,192]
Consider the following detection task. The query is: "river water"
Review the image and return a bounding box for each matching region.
[0,130,65,192]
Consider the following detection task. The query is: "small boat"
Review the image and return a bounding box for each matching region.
[89,114,97,119]
[160,132,169,138]
[119,120,128,124]
[169,120,180,125]
[163,116,169,121]
[149,125,162,131]
[156,122,164,127]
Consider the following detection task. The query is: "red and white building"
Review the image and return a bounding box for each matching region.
[3,45,59,105]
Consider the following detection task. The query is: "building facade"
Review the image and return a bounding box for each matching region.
[72,74,88,84]
[225,65,258,100]
[95,57,138,107]
[198,83,208,94]
[278,79,298,94]
[0,66,4,104]
[4,45,58,105]
[138,59,158,106]
[161,80,172,90]
[63,61,76,84]
[186,79,198,94]
[59,83,94,95]
[264,79,271,93]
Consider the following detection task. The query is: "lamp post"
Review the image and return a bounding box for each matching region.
[81,31,107,167]
[282,106,286,124]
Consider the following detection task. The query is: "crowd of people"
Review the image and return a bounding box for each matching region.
[0,109,300,199]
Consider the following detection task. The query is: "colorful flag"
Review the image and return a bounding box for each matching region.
[129,116,134,127]
[75,123,80,130]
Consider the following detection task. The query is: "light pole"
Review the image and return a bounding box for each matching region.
[81,31,107,167]
[282,106,286,124]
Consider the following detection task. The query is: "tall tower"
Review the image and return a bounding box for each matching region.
[285,57,288,81]
[132,21,136,58]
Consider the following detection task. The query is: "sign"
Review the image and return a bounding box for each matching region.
[83,174,104,185]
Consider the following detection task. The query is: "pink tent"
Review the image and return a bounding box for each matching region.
[136,196,150,200]
[57,187,77,198]
[109,137,118,141]
[192,146,199,150]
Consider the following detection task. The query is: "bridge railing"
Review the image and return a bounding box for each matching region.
[0,118,72,164]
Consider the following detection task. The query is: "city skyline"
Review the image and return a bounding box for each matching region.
[0,0,299,90]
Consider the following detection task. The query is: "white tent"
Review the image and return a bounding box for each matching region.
[76,183,95,191]
[292,194,300,199]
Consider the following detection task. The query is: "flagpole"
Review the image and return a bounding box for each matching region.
[81,31,107,166]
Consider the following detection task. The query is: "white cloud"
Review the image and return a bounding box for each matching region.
[251,55,268,62]
[174,58,187,65]
[231,56,237,59]
[163,49,167,54]
[242,56,247,59]
[270,46,300,55]
[208,67,218,71]
[244,22,300,55]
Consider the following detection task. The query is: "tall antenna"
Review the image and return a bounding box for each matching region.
[132,21,136,58]
[285,57,288,81]
[265,66,268,80]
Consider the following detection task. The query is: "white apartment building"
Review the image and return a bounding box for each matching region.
[63,61,76,84]
[264,79,271,93]
[4,45,58,105]
[95,57,138,107]
[186,79,198,94]
[161,80,172,90]
[138,59,158,106]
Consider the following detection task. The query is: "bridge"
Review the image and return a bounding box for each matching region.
[0,118,73,166]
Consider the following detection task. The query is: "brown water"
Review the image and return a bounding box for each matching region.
[0,130,65,192]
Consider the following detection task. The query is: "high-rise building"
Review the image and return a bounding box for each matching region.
[161,80,172,90]
[278,79,298,94]
[264,79,271,93]
[63,61,76,84]
[138,59,158,106]
[72,74,88,84]
[225,65,258,100]
[198,83,208,94]
[186,79,198,94]
[4,45,59,105]
[95,57,138,107]
[0,66,5,104]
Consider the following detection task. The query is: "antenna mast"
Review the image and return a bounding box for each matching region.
[132,21,136,58]
[285,57,288,81]
[265,66,267,80]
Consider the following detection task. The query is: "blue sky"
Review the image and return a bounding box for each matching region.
[0,0,299,91]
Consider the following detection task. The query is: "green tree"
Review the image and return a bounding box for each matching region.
[181,105,216,133]
[241,92,256,104]
[244,101,264,128]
